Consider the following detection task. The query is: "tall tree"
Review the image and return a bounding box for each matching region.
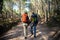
[0,0,3,16]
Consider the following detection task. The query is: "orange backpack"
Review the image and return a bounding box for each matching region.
[21,13,28,23]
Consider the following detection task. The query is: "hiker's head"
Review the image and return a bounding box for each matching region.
[32,12,35,14]
[25,12,27,14]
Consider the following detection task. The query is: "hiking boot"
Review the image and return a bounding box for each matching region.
[31,32,33,35]
[34,36,36,38]
[25,37,27,39]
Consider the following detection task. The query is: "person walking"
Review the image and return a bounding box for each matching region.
[21,12,29,39]
[30,12,38,38]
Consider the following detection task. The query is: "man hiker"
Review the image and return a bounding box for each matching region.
[30,12,38,38]
[21,12,29,39]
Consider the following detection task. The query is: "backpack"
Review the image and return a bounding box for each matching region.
[31,14,38,23]
[21,13,29,23]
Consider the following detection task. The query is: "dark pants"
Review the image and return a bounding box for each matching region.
[30,23,37,36]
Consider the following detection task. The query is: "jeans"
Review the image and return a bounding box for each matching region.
[30,23,37,36]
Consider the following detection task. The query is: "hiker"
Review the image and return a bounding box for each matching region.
[21,12,29,39]
[30,12,38,38]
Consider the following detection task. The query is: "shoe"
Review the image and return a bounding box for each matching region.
[25,37,27,39]
[31,32,33,35]
[34,36,36,38]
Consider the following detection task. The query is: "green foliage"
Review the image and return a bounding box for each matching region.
[47,14,60,27]
[22,0,27,2]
